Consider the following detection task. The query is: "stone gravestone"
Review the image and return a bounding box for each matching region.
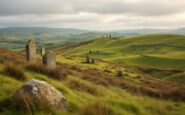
[41,47,45,56]
[43,51,56,69]
[26,39,36,62]
[117,70,123,77]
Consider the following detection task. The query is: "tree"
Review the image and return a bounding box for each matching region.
[109,35,112,39]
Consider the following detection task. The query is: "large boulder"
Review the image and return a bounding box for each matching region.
[12,79,67,111]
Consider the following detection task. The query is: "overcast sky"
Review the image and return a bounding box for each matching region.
[0,0,185,30]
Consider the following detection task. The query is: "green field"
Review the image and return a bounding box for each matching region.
[64,34,185,70]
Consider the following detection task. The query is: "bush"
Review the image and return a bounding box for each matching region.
[79,102,109,115]
[0,56,4,63]
[4,64,26,80]
[26,64,67,80]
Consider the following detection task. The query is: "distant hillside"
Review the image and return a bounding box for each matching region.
[113,29,172,35]
[64,34,185,69]
[0,27,89,35]
[1,27,185,51]
[172,28,185,35]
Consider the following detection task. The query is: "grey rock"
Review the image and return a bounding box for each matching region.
[41,47,45,56]
[12,79,67,111]
[26,39,36,62]
[43,50,56,69]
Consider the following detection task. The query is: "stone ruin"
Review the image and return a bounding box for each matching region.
[25,40,57,69]
[26,39,36,62]
[41,47,45,56]
[43,50,56,69]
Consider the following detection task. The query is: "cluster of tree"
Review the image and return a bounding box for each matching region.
[102,35,112,39]
[89,49,100,53]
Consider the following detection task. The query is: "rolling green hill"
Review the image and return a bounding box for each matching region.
[63,34,185,70]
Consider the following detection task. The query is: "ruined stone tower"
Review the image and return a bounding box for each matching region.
[26,39,36,62]
[43,51,56,69]
[41,47,45,56]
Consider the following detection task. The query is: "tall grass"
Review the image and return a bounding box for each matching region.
[79,102,109,115]
[67,79,97,95]
[4,63,26,80]
[26,64,67,80]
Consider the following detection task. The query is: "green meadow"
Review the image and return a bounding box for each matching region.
[64,34,185,70]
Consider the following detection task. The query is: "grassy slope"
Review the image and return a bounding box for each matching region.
[64,34,185,70]
[1,50,185,115]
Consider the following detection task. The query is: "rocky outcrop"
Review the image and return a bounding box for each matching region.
[12,79,67,111]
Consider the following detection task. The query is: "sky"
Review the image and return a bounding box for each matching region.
[0,0,185,30]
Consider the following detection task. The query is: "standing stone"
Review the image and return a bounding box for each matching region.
[43,51,56,69]
[89,49,92,53]
[91,58,95,64]
[41,47,45,56]
[86,55,90,64]
[26,39,36,62]
[117,70,123,77]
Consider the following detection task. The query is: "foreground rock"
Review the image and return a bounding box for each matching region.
[12,79,67,111]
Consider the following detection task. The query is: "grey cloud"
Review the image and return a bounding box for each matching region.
[0,0,185,16]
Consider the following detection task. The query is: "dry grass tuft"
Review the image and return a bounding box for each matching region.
[79,102,109,115]
[4,63,26,80]
[67,79,97,95]
[26,64,67,80]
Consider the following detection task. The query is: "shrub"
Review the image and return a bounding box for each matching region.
[68,79,97,95]
[0,56,4,63]
[79,102,109,115]
[1,92,57,114]
[26,64,67,80]
[4,64,26,80]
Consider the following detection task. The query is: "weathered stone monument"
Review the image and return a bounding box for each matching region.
[26,39,36,62]
[117,70,123,77]
[91,58,95,64]
[86,55,90,64]
[41,47,45,56]
[43,50,56,69]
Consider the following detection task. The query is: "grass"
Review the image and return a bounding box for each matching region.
[63,34,185,70]
[26,63,67,80]
[1,62,185,114]
[79,102,109,115]
[3,63,26,81]
[67,79,98,95]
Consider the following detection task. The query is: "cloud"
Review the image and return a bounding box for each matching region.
[0,0,185,30]
[0,0,185,16]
